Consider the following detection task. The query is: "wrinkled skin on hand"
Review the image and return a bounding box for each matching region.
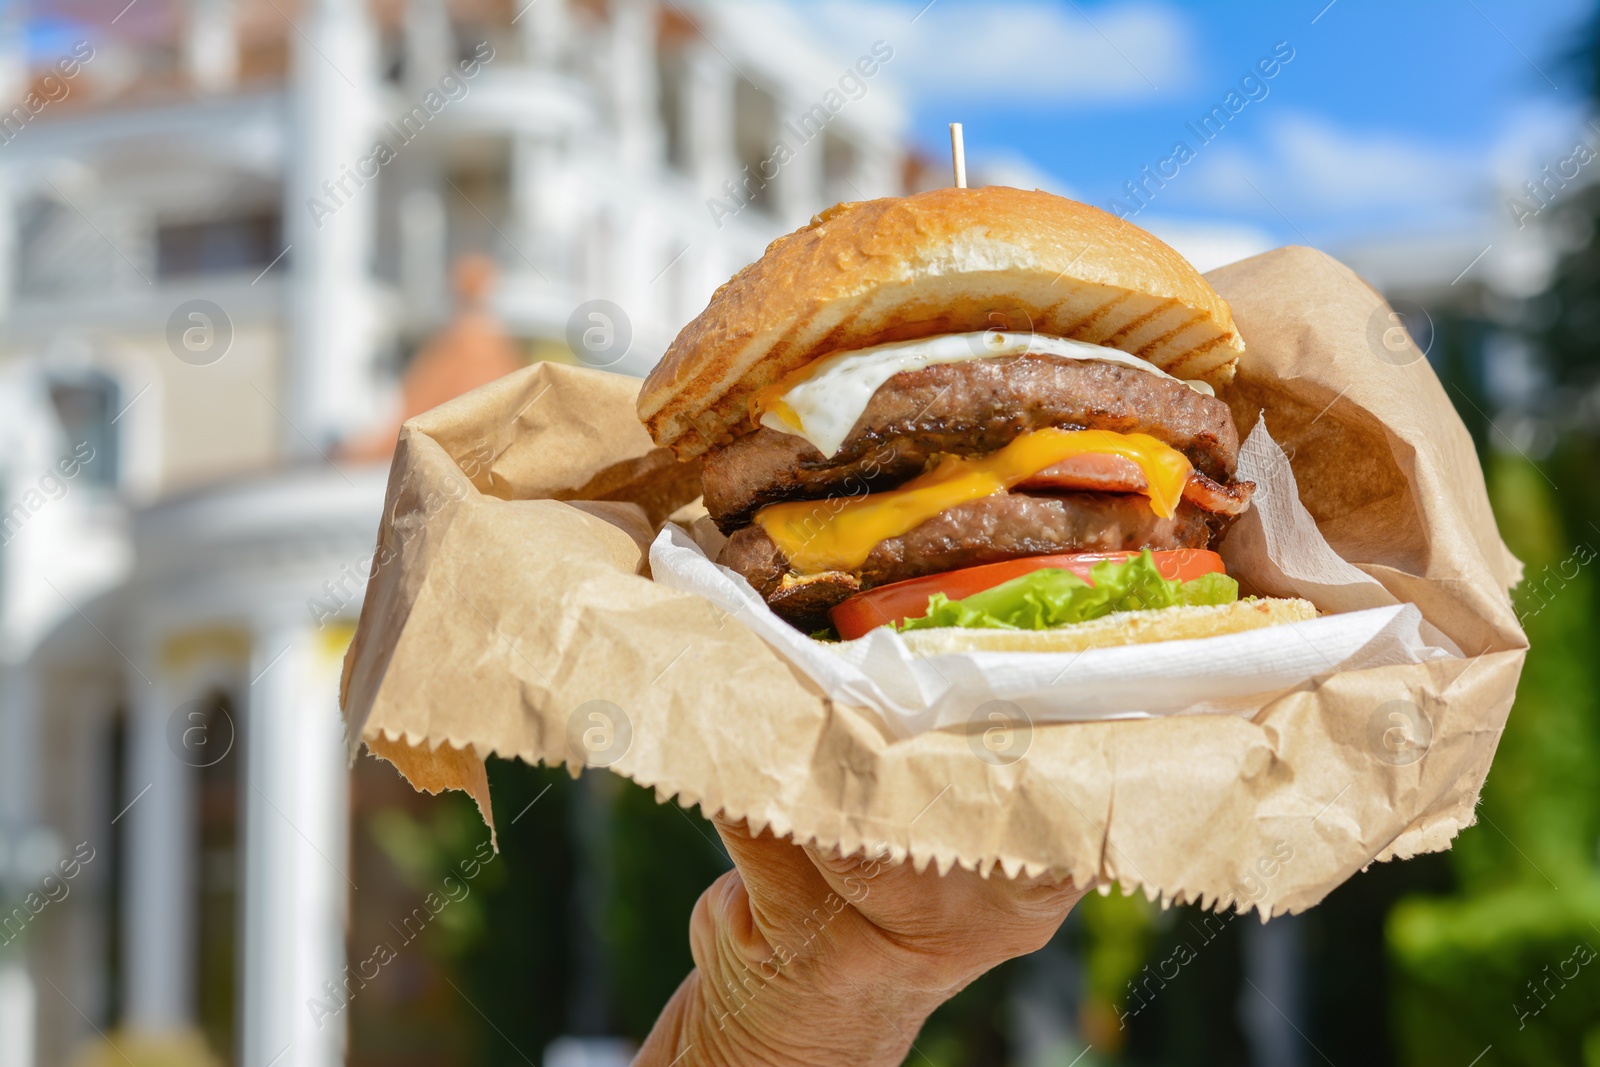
[634,816,1090,1067]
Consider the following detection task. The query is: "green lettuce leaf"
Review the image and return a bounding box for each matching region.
[897,550,1239,632]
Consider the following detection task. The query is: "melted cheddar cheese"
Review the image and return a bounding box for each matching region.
[754,429,1193,574]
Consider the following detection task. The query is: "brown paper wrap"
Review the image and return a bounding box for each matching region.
[341,246,1528,915]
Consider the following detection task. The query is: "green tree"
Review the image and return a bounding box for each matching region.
[1387,455,1600,1066]
[1384,12,1600,1058]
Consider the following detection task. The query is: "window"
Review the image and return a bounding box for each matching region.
[155,211,282,279]
[443,143,512,268]
[657,50,688,174]
[734,80,778,215]
[49,371,119,488]
[379,31,406,84]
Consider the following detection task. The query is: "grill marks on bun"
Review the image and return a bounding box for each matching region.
[638,188,1246,459]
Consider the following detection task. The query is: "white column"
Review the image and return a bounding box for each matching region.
[285,0,379,455]
[0,2,24,104]
[0,964,34,1067]
[609,0,659,173]
[121,671,198,1032]
[510,134,570,283]
[186,0,238,93]
[0,170,15,355]
[239,623,349,1067]
[403,0,452,93]
[583,208,612,298]
[399,183,448,323]
[521,0,569,67]
[397,0,450,328]
[606,3,664,319]
[0,667,38,1067]
[686,45,737,200]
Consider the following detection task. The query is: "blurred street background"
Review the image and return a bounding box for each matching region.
[0,0,1597,1064]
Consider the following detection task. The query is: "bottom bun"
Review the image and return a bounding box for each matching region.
[896,597,1319,656]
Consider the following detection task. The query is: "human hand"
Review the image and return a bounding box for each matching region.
[634,815,1090,1067]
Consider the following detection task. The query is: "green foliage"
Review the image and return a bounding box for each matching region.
[1385,451,1600,1065]
[901,551,1237,632]
[368,798,501,955]
[446,761,577,1066]
[1077,890,1158,1034]
[1384,17,1600,1049]
[602,776,730,1040]
[357,757,732,1062]
[1390,887,1600,1066]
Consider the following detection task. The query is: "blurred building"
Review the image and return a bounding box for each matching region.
[0,1,906,1064]
[1336,180,1569,455]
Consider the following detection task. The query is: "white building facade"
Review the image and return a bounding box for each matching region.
[0,1,906,1063]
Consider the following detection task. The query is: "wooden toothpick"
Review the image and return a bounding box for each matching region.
[949,122,967,188]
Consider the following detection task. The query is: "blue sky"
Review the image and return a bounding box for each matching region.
[797,0,1596,253]
[30,0,1594,257]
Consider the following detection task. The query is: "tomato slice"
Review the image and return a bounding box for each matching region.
[828,549,1226,640]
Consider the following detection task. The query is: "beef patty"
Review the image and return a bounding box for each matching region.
[703,354,1240,532]
[720,490,1233,625]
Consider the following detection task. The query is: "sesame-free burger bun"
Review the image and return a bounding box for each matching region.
[638,186,1246,459]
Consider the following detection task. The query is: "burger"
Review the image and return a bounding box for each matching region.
[638,187,1315,652]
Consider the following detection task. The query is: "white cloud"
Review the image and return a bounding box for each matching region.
[1178,112,1484,218]
[1137,216,1276,273]
[1171,106,1600,249]
[1273,118,1483,210]
[969,150,1081,198]
[792,0,1197,103]
[1482,99,1593,191]
[1162,107,1600,288]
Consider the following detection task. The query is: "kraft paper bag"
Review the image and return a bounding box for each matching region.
[341,245,1527,915]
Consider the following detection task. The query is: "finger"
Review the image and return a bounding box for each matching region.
[711,815,837,939]
[979,866,1095,912]
[801,840,921,911]
[688,867,769,970]
[802,845,1086,960]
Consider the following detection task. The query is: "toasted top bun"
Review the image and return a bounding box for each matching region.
[639,186,1246,458]
[895,597,1317,656]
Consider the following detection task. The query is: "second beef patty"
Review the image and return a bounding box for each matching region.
[702,353,1242,532]
[719,490,1233,624]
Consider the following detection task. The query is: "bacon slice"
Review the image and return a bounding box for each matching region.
[1182,471,1255,516]
[1015,452,1146,494]
[1015,454,1255,516]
